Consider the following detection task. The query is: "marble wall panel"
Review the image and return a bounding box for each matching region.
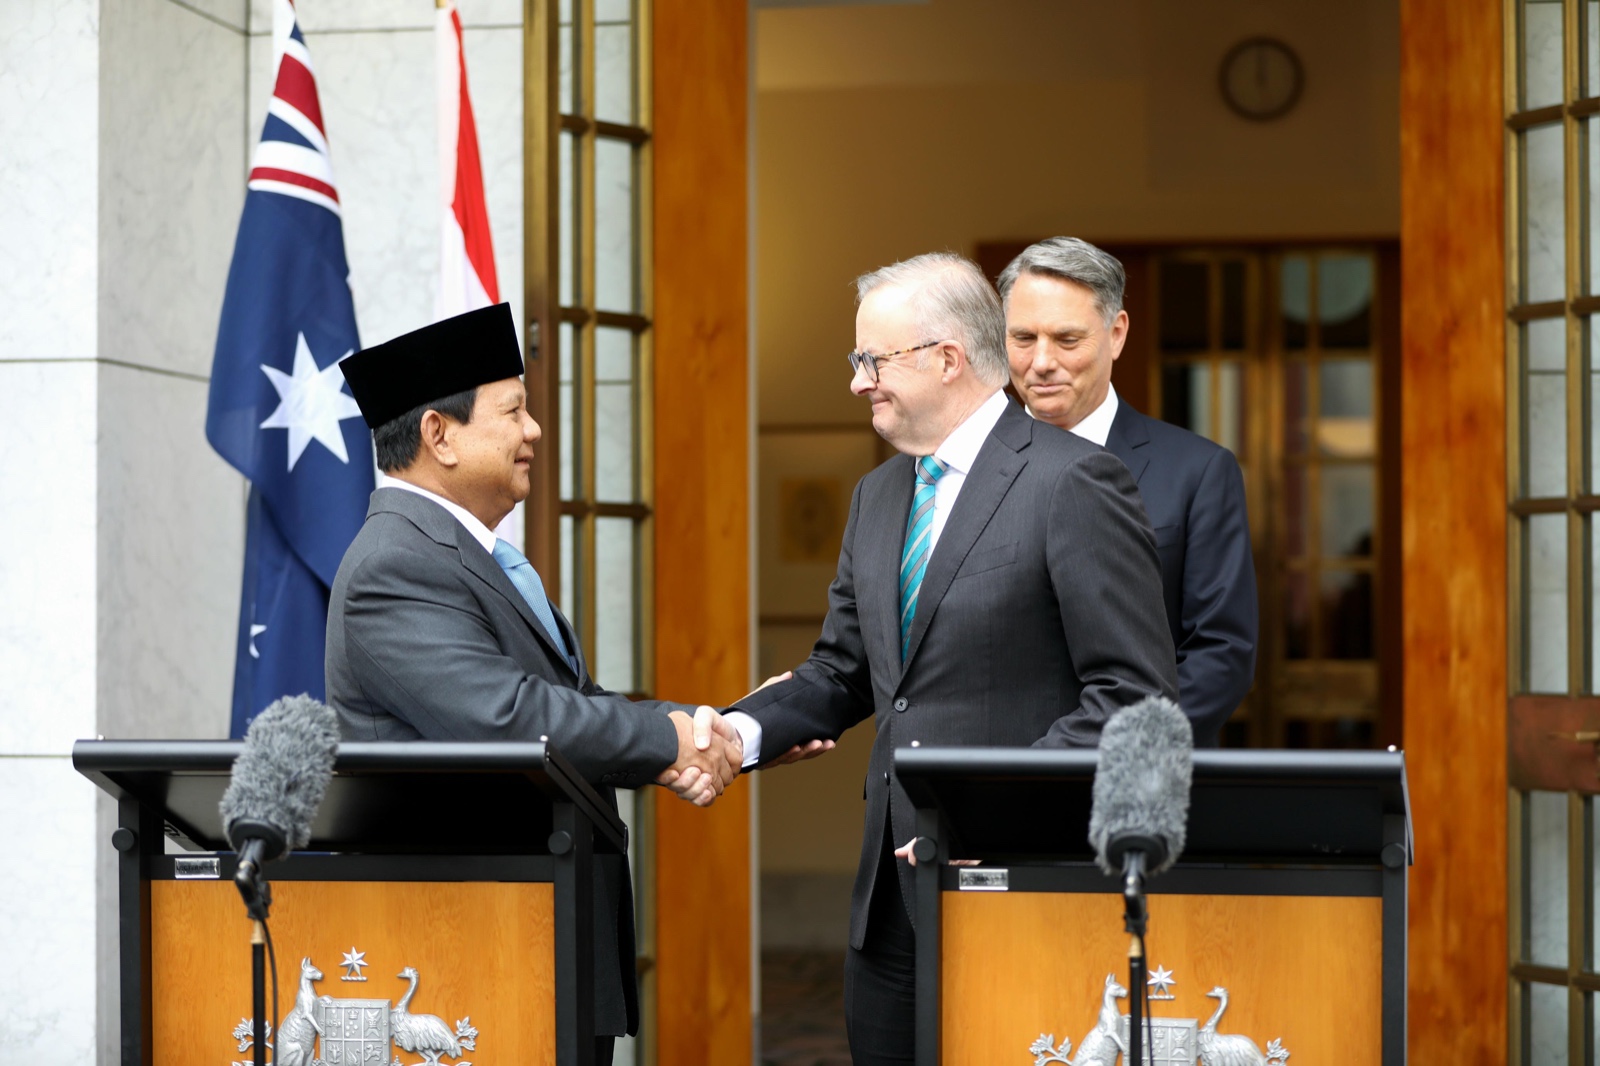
[171,0,249,32]
[463,24,526,335]
[247,23,525,352]
[0,362,99,755]
[0,0,99,361]
[100,0,249,380]
[96,364,246,741]
[249,0,522,33]
[0,757,98,1063]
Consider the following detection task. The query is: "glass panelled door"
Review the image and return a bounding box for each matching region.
[551,0,653,694]
[1506,0,1600,1062]
[530,1,655,1061]
[1152,246,1385,749]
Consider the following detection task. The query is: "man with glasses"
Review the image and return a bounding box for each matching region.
[1000,237,1258,747]
[729,252,1176,1064]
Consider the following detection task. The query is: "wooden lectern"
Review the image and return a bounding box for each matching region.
[897,748,1410,1066]
[75,740,625,1066]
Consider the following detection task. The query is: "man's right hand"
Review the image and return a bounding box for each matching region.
[657,706,742,806]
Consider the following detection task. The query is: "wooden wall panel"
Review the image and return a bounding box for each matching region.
[652,1,752,1063]
[1399,0,1507,1059]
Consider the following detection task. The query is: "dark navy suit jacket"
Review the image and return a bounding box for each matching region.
[1103,400,1258,747]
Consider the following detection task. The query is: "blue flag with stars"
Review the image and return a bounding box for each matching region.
[206,3,372,737]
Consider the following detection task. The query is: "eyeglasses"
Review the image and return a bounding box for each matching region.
[845,339,945,384]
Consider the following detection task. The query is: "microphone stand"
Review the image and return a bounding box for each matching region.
[235,836,277,1066]
[1122,849,1150,1066]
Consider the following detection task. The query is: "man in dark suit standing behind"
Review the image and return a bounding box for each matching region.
[325,303,742,1065]
[729,253,1177,1064]
[999,237,1259,747]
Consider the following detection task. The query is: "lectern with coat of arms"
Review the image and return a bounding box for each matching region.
[76,740,619,1066]
[899,748,1410,1066]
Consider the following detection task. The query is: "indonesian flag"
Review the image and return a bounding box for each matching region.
[436,0,500,317]
[437,1,522,545]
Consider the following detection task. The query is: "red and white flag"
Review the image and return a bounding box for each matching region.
[436,0,500,317]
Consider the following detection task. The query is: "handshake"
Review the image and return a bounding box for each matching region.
[651,672,835,807]
[655,706,743,807]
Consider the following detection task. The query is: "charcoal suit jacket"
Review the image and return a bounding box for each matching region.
[735,398,1178,949]
[326,486,687,1037]
[1103,402,1258,748]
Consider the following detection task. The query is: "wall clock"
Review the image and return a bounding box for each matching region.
[1218,37,1304,121]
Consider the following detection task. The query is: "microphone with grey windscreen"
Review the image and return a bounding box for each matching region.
[218,694,340,918]
[1089,694,1194,881]
[1088,695,1193,1066]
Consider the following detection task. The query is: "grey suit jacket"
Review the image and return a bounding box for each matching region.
[736,399,1178,949]
[326,486,687,1036]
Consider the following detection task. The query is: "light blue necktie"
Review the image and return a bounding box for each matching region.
[899,456,948,660]
[492,538,578,672]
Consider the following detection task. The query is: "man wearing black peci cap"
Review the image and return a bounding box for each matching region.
[327,302,740,1063]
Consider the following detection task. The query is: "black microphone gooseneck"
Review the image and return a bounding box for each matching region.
[218,695,340,1066]
[1088,697,1193,1066]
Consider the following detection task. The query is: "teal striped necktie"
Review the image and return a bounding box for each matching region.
[899,455,948,660]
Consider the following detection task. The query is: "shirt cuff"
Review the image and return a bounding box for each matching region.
[724,711,763,768]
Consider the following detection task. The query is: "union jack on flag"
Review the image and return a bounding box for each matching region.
[206,0,372,738]
[247,3,341,214]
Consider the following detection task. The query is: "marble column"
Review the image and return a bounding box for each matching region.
[1,0,533,1059]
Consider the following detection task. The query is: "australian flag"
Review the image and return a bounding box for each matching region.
[206,0,372,737]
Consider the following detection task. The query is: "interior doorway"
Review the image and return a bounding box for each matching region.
[751,2,1400,1060]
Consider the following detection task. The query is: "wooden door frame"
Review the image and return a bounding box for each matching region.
[651,1,754,1063]
[1400,0,1508,1059]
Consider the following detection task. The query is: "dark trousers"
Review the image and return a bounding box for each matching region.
[843,831,917,1065]
[595,1035,613,1064]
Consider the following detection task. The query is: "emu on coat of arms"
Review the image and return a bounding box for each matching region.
[230,951,480,1066]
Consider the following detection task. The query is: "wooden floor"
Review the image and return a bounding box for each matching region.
[761,951,850,1066]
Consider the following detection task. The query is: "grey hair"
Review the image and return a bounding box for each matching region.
[853,252,1008,387]
[996,237,1126,324]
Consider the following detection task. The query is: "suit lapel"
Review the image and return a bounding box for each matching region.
[455,526,581,680]
[1104,401,1151,485]
[371,486,580,680]
[901,406,1029,668]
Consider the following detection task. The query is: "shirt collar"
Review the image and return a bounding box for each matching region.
[1067,383,1119,447]
[933,388,1010,474]
[380,473,499,553]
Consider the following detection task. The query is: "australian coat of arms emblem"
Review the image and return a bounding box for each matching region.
[1028,969,1290,1066]
[230,951,481,1065]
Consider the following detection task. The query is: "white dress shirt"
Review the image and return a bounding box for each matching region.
[379,474,498,552]
[730,388,1011,765]
[1063,384,1119,447]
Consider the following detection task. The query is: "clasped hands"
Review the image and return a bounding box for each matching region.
[654,672,839,807]
[656,707,743,807]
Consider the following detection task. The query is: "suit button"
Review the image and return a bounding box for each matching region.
[893,697,908,712]
[883,771,890,784]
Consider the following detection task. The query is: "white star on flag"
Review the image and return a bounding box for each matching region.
[259,333,363,470]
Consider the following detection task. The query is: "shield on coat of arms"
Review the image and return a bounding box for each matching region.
[315,997,391,1064]
[1118,1016,1198,1066]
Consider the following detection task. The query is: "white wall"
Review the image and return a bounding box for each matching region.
[755,0,1400,426]
[0,0,528,1059]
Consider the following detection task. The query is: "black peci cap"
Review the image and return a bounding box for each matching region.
[339,303,524,429]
